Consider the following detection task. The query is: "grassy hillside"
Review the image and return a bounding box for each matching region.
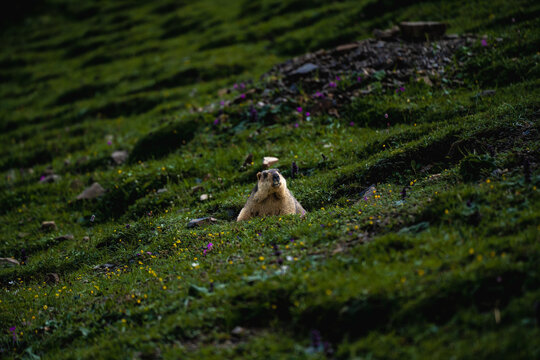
[1,0,539,358]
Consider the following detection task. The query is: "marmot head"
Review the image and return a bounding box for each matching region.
[256,168,286,194]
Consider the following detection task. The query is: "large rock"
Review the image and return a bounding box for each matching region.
[0,258,20,267]
[41,221,57,231]
[290,63,318,75]
[231,326,246,336]
[399,21,447,41]
[55,234,74,241]
[76,182,106,200]
[263,157,279,169]
[39,174,61,183]
[111,150,129,165]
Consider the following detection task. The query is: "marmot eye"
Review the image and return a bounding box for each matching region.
[263,173,268,179]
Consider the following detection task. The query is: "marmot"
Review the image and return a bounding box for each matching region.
[237,169,306,221]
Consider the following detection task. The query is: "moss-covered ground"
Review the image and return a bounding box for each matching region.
[1,0,539,358]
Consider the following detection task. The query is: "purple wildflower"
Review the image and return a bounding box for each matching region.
[250,105,258,122]
[291,161,298,179]
[240,82,246,89]
[329,82,337,88]
[9,326,16,343]
[207,242,213,250]
[294,123,299,128]
[349,121,355,126]
[90,214,95,222]
[240,93,246,99]
[357,76,362,82]
[314,91,324,98]
[336,76,341,81]
[296,107,303,113]
[107,140,112,146]
[305,112,310,117]
[481,38,488,47]
[126,224,130,229]
[384,113,389,119]
[220,100,225,106]
[213,118,219,125]
[40,175,46,181]
[233,83,238,89]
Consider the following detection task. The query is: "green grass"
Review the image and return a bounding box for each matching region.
[1,0,539,358]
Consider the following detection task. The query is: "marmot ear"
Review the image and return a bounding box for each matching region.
[256,172,262,180]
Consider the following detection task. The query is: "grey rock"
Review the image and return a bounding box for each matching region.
[0,258,20,267]
[187,217,218,228]
[291,62,318,75]
[231,326,246,336]
[55,234,74,241]
[40,174,61,183]
[478,89,496,97]
[76,182,106,200]
[93,263,115,270]
[111,150,129,165]
[41,221,57,231]
[263,156,279,169]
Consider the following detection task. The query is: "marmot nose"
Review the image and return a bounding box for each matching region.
[272,173,280,185]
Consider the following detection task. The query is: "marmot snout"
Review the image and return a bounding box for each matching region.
[237,169,306,221]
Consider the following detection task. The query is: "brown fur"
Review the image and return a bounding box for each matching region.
[237,169,306,221]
